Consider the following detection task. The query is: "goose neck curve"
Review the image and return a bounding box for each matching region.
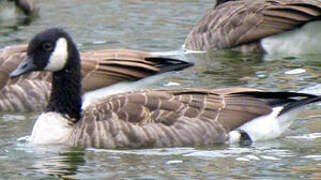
[46,43,82,122]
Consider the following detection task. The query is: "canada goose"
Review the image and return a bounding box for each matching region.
[8,0,38,16]
[0,44,192,112]
[184,0,321,55]
[10,28,321,149]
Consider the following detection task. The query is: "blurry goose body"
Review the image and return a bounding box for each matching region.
[12,0,38,16]
[0,0,37,19]
[184,0,321,56]
[10,28,321,149]
[0,44,192,112]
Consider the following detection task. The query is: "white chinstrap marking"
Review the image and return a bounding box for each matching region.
[44,38,68,71]
[30,112,73,145]
[228,106,302,144]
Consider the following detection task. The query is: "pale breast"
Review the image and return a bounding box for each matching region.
[30,112,74,145]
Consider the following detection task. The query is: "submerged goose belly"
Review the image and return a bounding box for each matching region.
[261,21,321,56]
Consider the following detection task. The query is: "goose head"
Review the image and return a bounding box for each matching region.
[10,28,80,78]
[11,28,82,121]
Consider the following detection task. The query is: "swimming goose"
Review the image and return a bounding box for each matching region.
[0,44,192,112]
[184,0,321,55]
[10,28,321,149]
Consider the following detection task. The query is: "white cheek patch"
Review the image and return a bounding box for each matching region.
[45,38,68,71]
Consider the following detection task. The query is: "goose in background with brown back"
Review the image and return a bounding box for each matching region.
[184,0,321,57]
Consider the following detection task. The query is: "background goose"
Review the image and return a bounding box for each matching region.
[0,44,192,112]
[10,28,321,149]
[9,0,38,16]
[184,0,321,56]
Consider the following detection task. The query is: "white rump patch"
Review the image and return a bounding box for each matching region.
[30,112,73,145]
[45,38,68,71]
[228,131,241,144]
[228,106,302,143]
[261,21,321,57]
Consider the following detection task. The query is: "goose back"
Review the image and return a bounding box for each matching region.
[184,0,321,52]
[70,88,293,149]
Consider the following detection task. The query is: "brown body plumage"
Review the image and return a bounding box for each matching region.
[0,44,191,112]
[71,88,267,148]
[184,0,321,52]
[48,87,319,149]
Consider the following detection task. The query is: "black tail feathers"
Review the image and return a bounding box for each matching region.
[235,91,321,115]
[145,57,193,73]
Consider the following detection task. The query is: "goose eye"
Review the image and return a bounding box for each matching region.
[43,42,54,52]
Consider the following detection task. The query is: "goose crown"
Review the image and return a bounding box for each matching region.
[10,28,80,77]
[28,28,77,72]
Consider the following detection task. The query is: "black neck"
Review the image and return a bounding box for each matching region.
[46,45,82,122]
